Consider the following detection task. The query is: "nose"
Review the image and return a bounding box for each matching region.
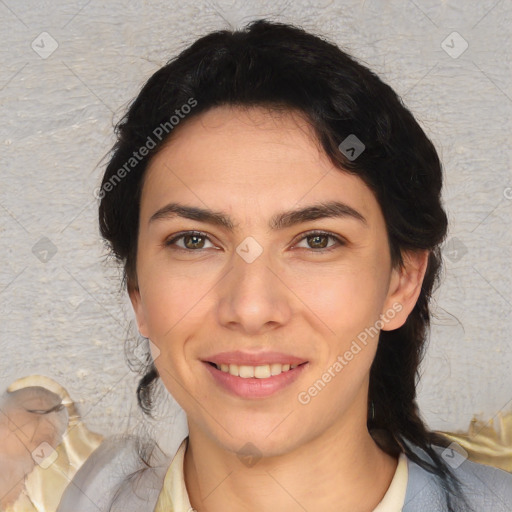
[216,243,293,335]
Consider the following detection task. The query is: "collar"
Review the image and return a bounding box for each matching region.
[154,437,408,512]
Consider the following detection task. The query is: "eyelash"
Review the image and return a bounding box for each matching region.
[163,230,345,253]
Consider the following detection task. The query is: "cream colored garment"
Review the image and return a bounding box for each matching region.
[372,451,408,511]
[154,438,408,512]
[3,376,103,512]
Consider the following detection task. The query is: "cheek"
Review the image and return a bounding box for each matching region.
[139,263,213,341]
[292,262,389,339]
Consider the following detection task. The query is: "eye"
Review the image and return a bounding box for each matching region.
[294,230,345,252]
[163,230,344,253]
[164,231,216,251]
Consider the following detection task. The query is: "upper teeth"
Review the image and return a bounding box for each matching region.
[215,363,299,378]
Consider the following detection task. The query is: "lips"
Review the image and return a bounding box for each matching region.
[203,350,308,366]
[203,359,308,398]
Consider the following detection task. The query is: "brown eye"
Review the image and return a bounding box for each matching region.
[164,231,215,250]
[183,234,206,249]
[294,231,344,252]
[307,234,329,249]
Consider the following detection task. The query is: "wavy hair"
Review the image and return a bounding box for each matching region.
[98,19,472,511]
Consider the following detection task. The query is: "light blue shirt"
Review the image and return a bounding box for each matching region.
[57,436,512,511]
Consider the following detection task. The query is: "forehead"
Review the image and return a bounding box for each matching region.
[147,105,326,174]
[140,105,379,224]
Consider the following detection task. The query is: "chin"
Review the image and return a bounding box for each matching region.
[210,423,303,460]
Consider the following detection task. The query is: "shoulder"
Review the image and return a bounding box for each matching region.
[451,453,512,510]
[403,443,512,512]
[56,434,172,512]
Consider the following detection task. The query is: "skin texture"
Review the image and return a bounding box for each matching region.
[129,105,429,511]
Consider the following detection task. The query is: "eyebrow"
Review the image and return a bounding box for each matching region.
[148,200,367,230]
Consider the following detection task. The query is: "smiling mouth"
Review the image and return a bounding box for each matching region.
[206,361,308,379]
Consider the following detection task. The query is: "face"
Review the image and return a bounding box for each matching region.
[130,105,426,457]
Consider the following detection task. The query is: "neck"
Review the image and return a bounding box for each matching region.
[183,413,398,512]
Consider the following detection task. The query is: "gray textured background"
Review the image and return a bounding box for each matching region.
[1,0,511,451]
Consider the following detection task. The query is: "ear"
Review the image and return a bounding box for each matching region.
[381,250,430,331]
[128,286,149,338]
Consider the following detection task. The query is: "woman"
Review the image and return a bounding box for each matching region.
[57,19,512,512]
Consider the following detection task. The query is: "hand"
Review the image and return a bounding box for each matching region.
[0,386,68,508]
